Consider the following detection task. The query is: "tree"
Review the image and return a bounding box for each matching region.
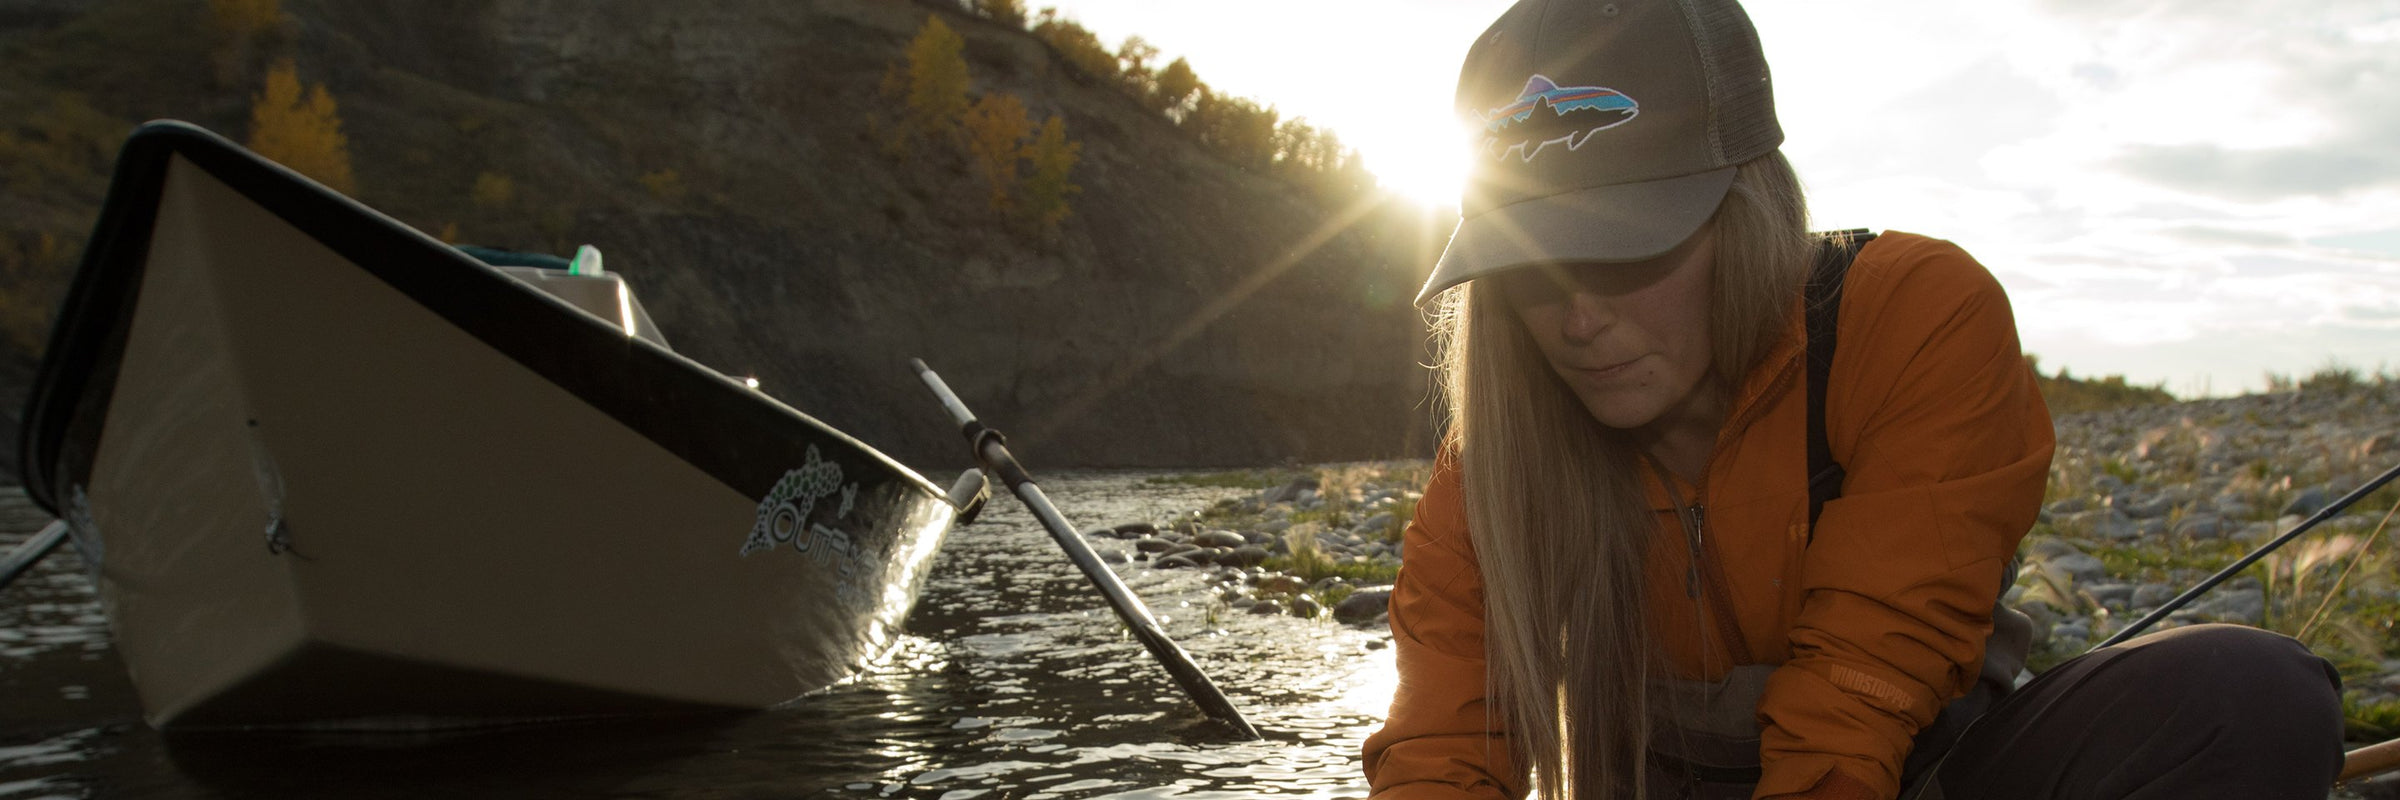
[1116,36,1159,97]
[1019,116,1081,237]
[903,16,970,141]
[1187,88,1277,170]
[1152,57,1200,118]
[1031,14,1117,82]
[973,0,1026,28]
[963,93,1033,210]
[247,59,356,195]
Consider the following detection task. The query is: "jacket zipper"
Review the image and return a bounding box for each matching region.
[1687,503,1755,666]
[1654,459,1756,667]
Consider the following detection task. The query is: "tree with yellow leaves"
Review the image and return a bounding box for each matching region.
[1018,116,1081,237]
[904,17,970,142]
[963,93,1033,211]
[247,59,356,195]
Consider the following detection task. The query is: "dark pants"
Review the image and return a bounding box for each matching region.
[1909,624,2346,800]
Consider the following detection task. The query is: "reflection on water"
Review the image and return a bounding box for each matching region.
[0,474,1396,798]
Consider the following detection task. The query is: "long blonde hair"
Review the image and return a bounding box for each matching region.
[1430,151,1812,798]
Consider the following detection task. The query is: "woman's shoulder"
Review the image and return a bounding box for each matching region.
[1844,230,2015,330]
[1852,230,2002,290]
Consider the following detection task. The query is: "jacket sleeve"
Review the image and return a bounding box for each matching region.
[1361,453,1529,800]
[1753,235,2056,798]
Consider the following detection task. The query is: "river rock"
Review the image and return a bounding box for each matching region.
[1113,521,1158,537]
[2130,582,2177,608]
[1101,549,1130,564]
[2027,541,2107,584]
[1356,513,1396,536]
[1260,478,1320,505]
[1164,542,1200,557]
[2085,582,2134,610]
[1289,595,1322,618]
[1133,537,1175,553]
[1335,588,1393,623]
[1247,598,1285,615]
[2116,493,2175,520]
[2171,514,2226,540]
[1193,529,1247,549]
[1254,574,1308,595]
[2051,620,2091,645]
[2055,509,2136,540]
[2046,497,2090,515]
[1154,554,1201,569]
[2281,486,2332,518]
[1226,545,1270,568]
[2195,588,2266,625]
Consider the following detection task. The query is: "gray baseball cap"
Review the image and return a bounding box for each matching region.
[1417,0,1783,305]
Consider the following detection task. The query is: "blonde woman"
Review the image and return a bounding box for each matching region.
[1362,1,2344,799]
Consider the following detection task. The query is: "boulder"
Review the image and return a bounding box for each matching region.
[1335,588,1394,623]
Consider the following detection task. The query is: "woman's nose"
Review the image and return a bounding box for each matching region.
[1558,290,1612,343]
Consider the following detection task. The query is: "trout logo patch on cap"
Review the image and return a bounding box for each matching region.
[1480,74,1638,162]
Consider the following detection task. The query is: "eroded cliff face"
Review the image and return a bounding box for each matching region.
[2,0,1447,472]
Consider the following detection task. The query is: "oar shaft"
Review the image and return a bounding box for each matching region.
[913,359,1261,740]
[1,521,71,594]
[2095,460,2400,650]
[2343,737,2400,783]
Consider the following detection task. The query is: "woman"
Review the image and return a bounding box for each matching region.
[1361,1,2345,799]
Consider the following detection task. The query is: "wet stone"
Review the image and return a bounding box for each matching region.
[1289,595,1322,618]
[1153,554,1201,569]
[1226,546,1269,568]
[1247,599,1284,615]
[1135,537,1175,553]
[1192,530,1247,549]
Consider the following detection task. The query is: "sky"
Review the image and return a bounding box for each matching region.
[1034,0,2400,398]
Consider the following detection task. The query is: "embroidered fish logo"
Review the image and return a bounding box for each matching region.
[1481,74,1638,162]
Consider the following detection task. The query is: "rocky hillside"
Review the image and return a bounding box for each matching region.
[0,0,1450,477]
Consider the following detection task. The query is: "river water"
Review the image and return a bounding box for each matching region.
[0,473,1398,799]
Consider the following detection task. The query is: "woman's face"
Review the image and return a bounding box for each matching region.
[1493,227,1717,434]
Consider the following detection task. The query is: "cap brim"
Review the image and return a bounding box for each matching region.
[1415,166,1738,305]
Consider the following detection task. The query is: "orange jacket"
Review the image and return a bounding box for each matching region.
[1362,232,2055,800]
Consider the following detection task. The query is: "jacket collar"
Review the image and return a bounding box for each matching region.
[1641,295,1809,512]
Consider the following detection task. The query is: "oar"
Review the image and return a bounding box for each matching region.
[2093,459,2400,650]
[0,521,71,594]
[910,358,1261,740]
[2344,737,2400,784]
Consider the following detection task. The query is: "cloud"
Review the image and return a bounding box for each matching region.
[2009,0,2400,199]
[2117,143,2397,202]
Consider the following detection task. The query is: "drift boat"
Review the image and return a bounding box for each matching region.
[16,121,986,729]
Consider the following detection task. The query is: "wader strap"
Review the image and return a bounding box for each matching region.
[1805,229,1873,538]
